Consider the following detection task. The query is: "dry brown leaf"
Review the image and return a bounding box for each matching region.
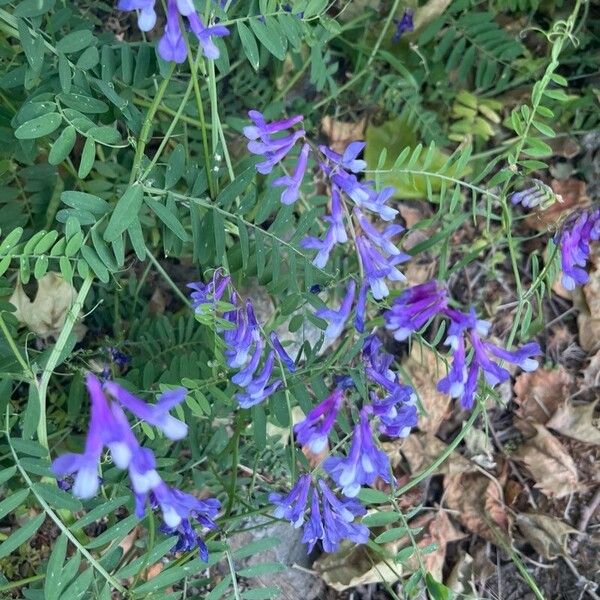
[404,345,452,435]
[9,273,86,340]
[413,0,453,31]
[547,400,600,445]
[409,511,465,581]
[149,287,167,315]
[514,424,581,498]
[516,513,578,559]
[513,367,573,434]
[321,116,366,155]
[583,350,600,388]
[313,543,403,591]
[579,259,600,352]
[526,178,588,232]
[444,472,509,541]
[399,433,474,476]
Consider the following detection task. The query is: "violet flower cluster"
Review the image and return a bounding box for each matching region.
[270,331,417,552]
[52,373,219,560]
[243,111,410,341]
[117,0,229,63]
[553,209,600,291]
[384,281,541,409]
[188,271,295,408]
[510,182,599,291]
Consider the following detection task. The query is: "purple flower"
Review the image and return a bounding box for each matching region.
[384,280,448,341]
[269,473,311,527]
[301,227,337,269]
[302,489,325,553]
[270,332,296,373]
[51,373,109,498]
[319,141,367,173]
[235,351,282,408]
[362,331,419,438]
[510,179,557,209]
[324,410,392,497]
[329,186,348,244]
[231,338,264,387]
[354,282,368,333]
[151,483,220,560]
[188,270,230,313]
[318,480,368,552]
[188,12,229,59]
[356,235,406,300]
[272,143,310,205]
[354,208,407,257]
[315,280,356,339]
[223,301,260,368]
[104,382,188,441]
[294,388,344,453]
[271,477,368,553]
[157,0,187,63]
[437,334,467,398]
[243,111,304,142]
[118,0,157,31]
[392,9,414,42]
[555,209,600,290]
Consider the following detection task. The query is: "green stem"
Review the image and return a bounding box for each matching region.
[129,64,176,184]
[0,574,46,593]
[35,275,94,451]
[144,245,191,307]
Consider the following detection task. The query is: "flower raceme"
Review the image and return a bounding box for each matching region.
[117,0,229,63]
[243,110,409,341]
[384,281,541,409]
[188,273,294,408]
[52,373,220,560]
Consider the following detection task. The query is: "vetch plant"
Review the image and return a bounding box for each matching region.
[0,0,596,598]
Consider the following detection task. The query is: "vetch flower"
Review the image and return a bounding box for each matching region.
[270,332,296,373]
[269,473,311,527]
[354,208,407,257]
[188,270,230,313]
[510,179,560,210]
[272,143,310,205]
[187,12,229,59]
[393,9,414,42]
[324,409,393,497]
[555,209,600,290]
[117,0,157,31]
[318,480,368,552]
[243,111,304,142]
[104,382,188,441]
[302,489,325,553]
[294,388,344,453]
[235,351,282,408]
[354,281,368,333]
[384,280,448,341]
[223,300,260,369]
[319,141,367,173]
[157,0,187,63]
[356,235,407,300]
[51,373,110,499]
[315,280,356,339]
[301,227,338,269]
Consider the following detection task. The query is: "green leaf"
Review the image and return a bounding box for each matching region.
[61,191,110,216]
[132,559,206,594]
[44,533,68,600]
[144,196,189,241]
[0,489,29,520]
[303,0,328,18]
[14,113,62,139]
[86,513,138,549]
[0,227,24,254]
[78,137,95,178]
[249,17,287,60]
[362,511,400,528]
[10,438,48,457]
[358,488,390,504]
[33,482,83,512]
[104,185,143,242]
[165,144,186,189]
[237,21,260,70]
[374,526,408,544]
[80,245,109,282]
[0,466,16,486]
[0,511,45,560]
[233,536,280,560]
[425,572,454,599]
[56,30,95,54]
